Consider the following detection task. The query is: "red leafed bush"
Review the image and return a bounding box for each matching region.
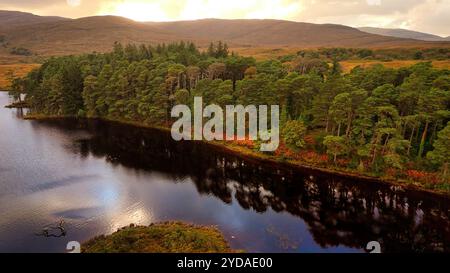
[336,158,350,167]
[385,168,398,178]
[274,143,295,158]
[405,170,428,179]
[297,151,328,165]
[234,139,254,149]
[304,135,316,145]
[405,170,440,184]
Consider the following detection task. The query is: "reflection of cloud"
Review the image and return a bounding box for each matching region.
[27,174,100,193]
[108,202,153,233]
[52,206,104,220]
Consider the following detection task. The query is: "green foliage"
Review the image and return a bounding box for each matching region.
[282,120,307,149]
[82,222,236,253]
[173,89,190,105]
[427,122,450,177]
[207,41,229,58]
[323,135,349,163]
[297,47,450,61]
[20,42,450,181]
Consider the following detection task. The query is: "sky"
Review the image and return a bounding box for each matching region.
[0,0,449,37]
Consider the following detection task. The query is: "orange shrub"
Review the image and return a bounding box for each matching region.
[385,168,398,178]
[304,135,316,145]
[297,151,328,165]
[336,158,351,167]
[234,139,255,149]
[274,143,295,158]
[405,170,441,185]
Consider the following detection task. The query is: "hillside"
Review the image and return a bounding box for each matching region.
[148,19,448,48]
[359,27,450,42]
[2,16,184,56]
[0,10,449,58]
[0,10,68,30]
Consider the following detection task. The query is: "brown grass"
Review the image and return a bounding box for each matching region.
[232,46,300,60]
[340,60,450,73]
[0,63,40,90]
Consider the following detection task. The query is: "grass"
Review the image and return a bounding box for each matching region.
[340,60,450,73]
[0,63,40,90]
[232,46,300,60]
[81,222,237,253]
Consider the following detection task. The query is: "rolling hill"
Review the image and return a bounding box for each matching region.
[358,27,450,42]
[0,10,68,29]
[0,10,449,58]
[147,19,448,48]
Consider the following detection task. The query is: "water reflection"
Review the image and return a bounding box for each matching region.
[35,118,450,253]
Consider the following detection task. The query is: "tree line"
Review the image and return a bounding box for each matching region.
[11,42,450,188]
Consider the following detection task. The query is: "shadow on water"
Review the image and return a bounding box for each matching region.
[33,118,450,253]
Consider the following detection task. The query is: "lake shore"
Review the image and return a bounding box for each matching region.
[4,101,30,108]
[23,114,450,198]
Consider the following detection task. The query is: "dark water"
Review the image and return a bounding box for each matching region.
[0,92,449,253]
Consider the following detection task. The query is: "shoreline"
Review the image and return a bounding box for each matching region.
[24,114,450,198]
[5,101,30,108]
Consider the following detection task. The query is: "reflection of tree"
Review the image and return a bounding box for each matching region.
[38,119,450,253]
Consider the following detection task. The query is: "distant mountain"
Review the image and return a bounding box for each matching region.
[358,27,449,42]
[0,10,448,57]
[0,10,68,29]
[146,19,439,47]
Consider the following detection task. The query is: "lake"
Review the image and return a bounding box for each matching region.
[0,92,448,253]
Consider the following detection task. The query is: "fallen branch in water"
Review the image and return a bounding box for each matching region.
[35,220,67,238]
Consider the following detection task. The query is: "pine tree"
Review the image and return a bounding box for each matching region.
[427,122,450,178]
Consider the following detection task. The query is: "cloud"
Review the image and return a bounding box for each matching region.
[98,0,303,21]
[0,0,101,18]
[0,0,61,8]
[292,0,450,36]
[0,0,448,36]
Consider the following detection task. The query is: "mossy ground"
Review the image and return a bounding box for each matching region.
[82,222,237,253]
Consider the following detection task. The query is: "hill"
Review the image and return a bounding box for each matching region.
[0,10,68,30]
[0,10,449,58]
[358,27,450,42]
[2,15,184,56]
[148,19,449,48]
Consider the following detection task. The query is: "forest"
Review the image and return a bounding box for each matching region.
[10,42,450,192]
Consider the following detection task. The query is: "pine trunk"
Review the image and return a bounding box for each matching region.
[418,120,429,158]
[407,125,415,156]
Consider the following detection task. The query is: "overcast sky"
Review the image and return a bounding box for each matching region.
[0,0,449,37]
